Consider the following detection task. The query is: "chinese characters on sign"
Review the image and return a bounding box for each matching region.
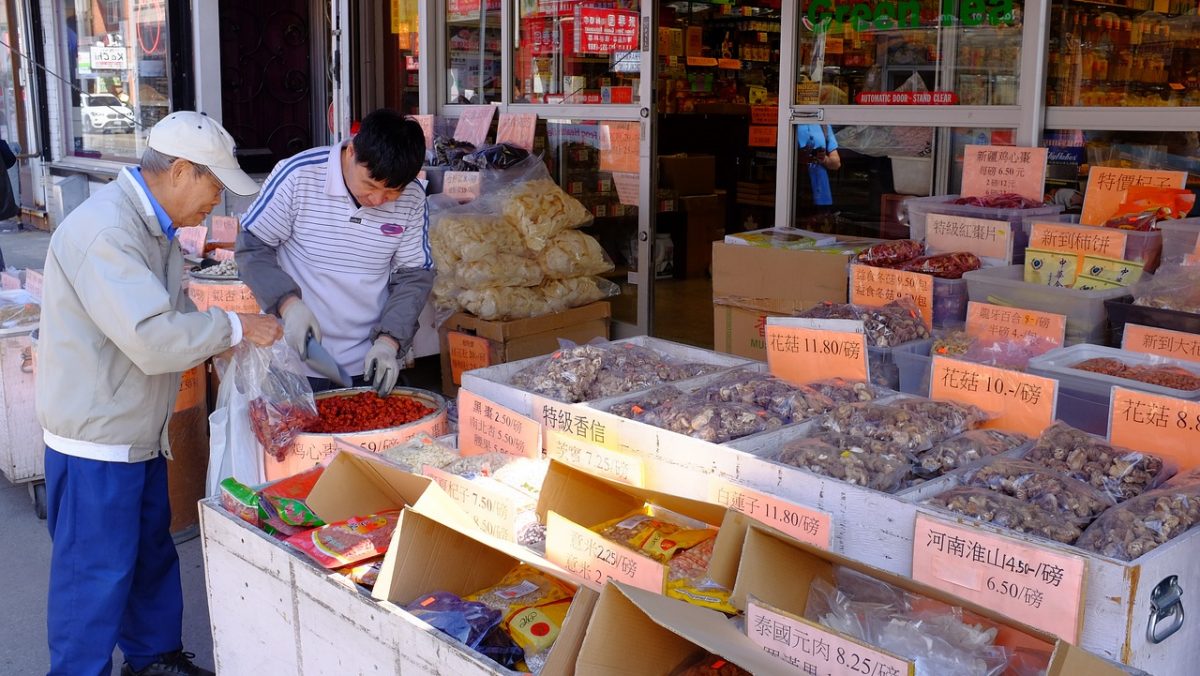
[912,514,1086,642]
[458,390,541,458]
[960,145,1049,202]
[925,214,1013,262]
[748,126,777,148]
[536,397,619,449]
[850,265,934,328]
[288,414,451,462]
[453,106,497,148]
[965,302,1066,347]
[210,215,239,243]
[764,321,869,384]
[188,281,261,314]
[545,430,643,486]
[1109,387,1200,469]
[574,8,639,55]
[747,597,913,676]
[709,480,832,549]
[930,356,1056,437]
[496,113,537,151]
[1122,324,1200,364]
[599,121,640,174]
[1028,221,1127,260]
[443,171,483,204]
[1080,167,1187,226]
[174,365,205,413]
[545,512,666,593]
[423,465,528,541]
[447,331,491,385]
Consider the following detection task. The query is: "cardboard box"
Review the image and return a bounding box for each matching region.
[439,302,612,395]
[660,154,716,197]
[680,194,726,278]
[371,508,598,675]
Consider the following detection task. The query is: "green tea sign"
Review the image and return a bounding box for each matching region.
[805,0,1015,31]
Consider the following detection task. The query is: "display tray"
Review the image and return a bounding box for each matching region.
[1106,297,1200,345]
[1028,344,1200,401]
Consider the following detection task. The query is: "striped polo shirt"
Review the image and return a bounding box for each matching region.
[240,143,431,375]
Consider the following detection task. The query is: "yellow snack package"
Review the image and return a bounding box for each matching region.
[467,564,576,660]
[1082,255,1144,286]
[666,578,738,615]
[1075,275,1124,291]
[1024,248,1079,288]
[590,507,717,564]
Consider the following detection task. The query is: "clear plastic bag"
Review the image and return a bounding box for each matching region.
[454,253,544,289]
[403,590,502,650]
[1133,265,1200,313]
[960,334,1060,372]
[702,370,836,424]
[455,277,619,321]
[0,289,39,328]
[911,430,1029,483]
[510,344,606,402]
[959,458,1115,522]
[510,341,716,403]
[1024,422,1171,502]
[642,394,784,443]
[1076,484,1200,561]
[769,432,912,492]
[591,506,716,564]
[502,177,593,251]
[286,510,402,568]
[429,213,526,269]
[902,252,982,280]
[805,378,884,404]
[1070,356,1200,392]
[380,434,462,473]
[537,230,614,280]
[818,401,970,453]
[890,399,988,440]
[234,341,319,463]
[467,563,575,666]
[540,276,619,311]
[608,386,686,420]
[925,486,1087,544]
[854,240,925,267]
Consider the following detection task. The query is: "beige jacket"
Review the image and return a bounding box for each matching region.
[36,169,234,459]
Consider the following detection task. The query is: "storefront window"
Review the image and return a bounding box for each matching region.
[62,0,172,161]
[385,0,420,114]
[1041,130,1200,212]
[447,0,502,104]
[1047,1,1200,106]
[795,1,1023,106]
[515,1,641,104]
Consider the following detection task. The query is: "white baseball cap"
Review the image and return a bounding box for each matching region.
[147,111,259,196]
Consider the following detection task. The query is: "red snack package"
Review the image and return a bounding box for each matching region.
[259,466,326,530]
[1105,186,1197,230]
[853,239,925,267]
[901,251,982,279]
[286,510,402,568]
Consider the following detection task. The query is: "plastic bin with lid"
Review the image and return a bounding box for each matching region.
[963,265,1139,345]
[1105,297,1200,347]
[1027,343,1200,401]
[904,194,1064,254]
[868,338,933,391]
[847,266,968,328]
[1156,217,1200,268]
[1021,214,1163,272]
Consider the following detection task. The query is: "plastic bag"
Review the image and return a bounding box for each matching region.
[0,289,39,328]
[590,506,717,564]
[207,356,267,496]
[286,510,402,568]
[541,276,618,311]
[669,654,751,676]
[959,458,1115,521]
[911,430,1029,483]
[854,240,925,267]
[952,193,1043,209]
[891,399,988,440]
[537,230,614,279]
[338,557,383,588]
[403,590,502,650]
[463,143,530,171]
[819,400,978,453]
[768,432,911,492]
[796,300,930,348]
[902,252,982,279]
[926,486,1086,545]
[457,277,619,321]
[703,370,836,424]
[432,135,476,170]
[1133,265,1200,313]
[932,330,973,358]
[429,213,526,269]
[218,477,264,528]
[960,334,1060,371]
[259,466,326,530]
[510,342,716,403]
[467,564,575,663]
[455,253,544,289]
[380,434,462,473]
[642,393,784,443]
[233,341,319,463]
[1076,484,1200,561]
[503,178,593,251]
[1024,422,1171,502]
[608,386,686,420]
[806,378,883,404]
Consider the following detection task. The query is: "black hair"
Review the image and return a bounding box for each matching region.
[351,109,425,189]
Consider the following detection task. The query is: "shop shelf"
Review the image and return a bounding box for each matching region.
[1105,297,1200,347]
[1021,214,1163,272]
[963,265,1137,345]
[1156,217,1200,268]
[904,194,1064,261]
[1027,344,1200,401]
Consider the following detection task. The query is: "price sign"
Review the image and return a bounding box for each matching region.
[210,216,239,243]
[458,390,540,459]
[443,171,482,204]
[1,270,19,290]
[748,125,777,148]
[177,226,207,256]
[599,121,639,174]
[534,396,621,451]
[188,281,260,314]
[925,213,1013,262]
[1110,387,1200,470]
[210,248,235,263]
[1122,324,1200,364]
[850,264,934,328]
[686,56,718,67]
[1028,221,1127,260]
[453,106,497,148]
[612,171,639,206]
[717,58,742,70]
[764,318,868,384]
[960,145,1049,202]
[423,465,531,541]
[545,429,643,487]
[913,513,1086,642]
[1081,167,1187,225]
[965,302,1066,347]
[750,105,778,125]
[747,596,914,676]
[174,364,205,413]
[546,511,665,592]
[930,356,1057,437]
[23,269,42,301]
[447,331,490,385]
[709,479,831,549]
[409,114,435,150]
[496,112,537,151]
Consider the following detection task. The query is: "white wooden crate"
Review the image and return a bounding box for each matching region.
[0,328,41,484]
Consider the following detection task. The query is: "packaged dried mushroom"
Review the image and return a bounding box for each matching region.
[642,394,784,443]
[537,230,614,279]
[768,432,911,493]
[818,402,945,453]
[510,344,605,402]
[501,178,593,251]
[910,430,1029,483]
[795,299,930,347]
[805,378,883,404]
[1076,484,1200,561]
[702,370,835,423]
[608,386,686,420]
[510,342,718,403]
[925,486,1086,545]
[890,398,988,441]
[959,459,1115,522]
[1024,422,1171,502]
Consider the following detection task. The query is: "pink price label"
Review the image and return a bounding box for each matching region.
[23,269,42,301]
[925,213,1013,262]
[458,389,541,459]
[495,113,537,152]
[1122,324,1200,364]
[209,215,239,243]
[443,171,481,204]
[422,465,527,542]
[453,106,497,148]
[545,429,643,487]
[747,597,914,676]
[708,480,831,549]
[545,512,666,593]
[1,271,19,290]
[960,145,1049,203]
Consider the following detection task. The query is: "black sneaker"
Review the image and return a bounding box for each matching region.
[120,650,214,676]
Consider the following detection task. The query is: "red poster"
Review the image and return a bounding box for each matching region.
[574,8,639,56]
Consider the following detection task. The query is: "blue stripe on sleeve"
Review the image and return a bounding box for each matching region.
[241,148,329,230]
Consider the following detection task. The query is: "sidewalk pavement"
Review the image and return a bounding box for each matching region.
[0,224,216,675]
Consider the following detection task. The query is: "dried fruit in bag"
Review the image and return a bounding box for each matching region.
[959,459,1115,522]
[901,252,982,279]
[854,239,925,267]
[926,486,1085,544]
[235,341,319,462]
[1076,484,1200,561]
[952,193,1043,209]
[286,510,401,568]
[1024,422,1170,502]
[590,507,716,564]
[795,299,930,347]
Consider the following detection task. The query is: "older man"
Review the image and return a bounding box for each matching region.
[36,111,282,676]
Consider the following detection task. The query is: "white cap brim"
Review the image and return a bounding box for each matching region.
[210,165,260,197]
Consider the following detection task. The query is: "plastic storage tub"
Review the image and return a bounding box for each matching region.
[1027,344,1200,401]
[847,267,968,328]
[1105,297,1200,347]
[963,265,1139,345]
[1157,217,1200,268]
[869,338,933,391]
[893,339,934,396]
[1021,214,1163,272]
[904,194,1064,259]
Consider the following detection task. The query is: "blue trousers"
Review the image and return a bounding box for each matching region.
[45,447,184,676]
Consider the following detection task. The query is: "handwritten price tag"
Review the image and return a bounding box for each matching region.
[23,269,42,301]
[443,171,482,204]
[930,356,1057,437]
[458,390,541,459]
[1029,221,1127,260]
[209,215,239,243]
[960,145,1048,202]
[423,466,532,541]
[545,429,643,487]
[965,302,1066,347]
[174,365,205,413]
[210,248,235,263]
[533,397,621,451]
[850,264,933,328]
[409,115,435,150]
[709,479,831,549]
[599,121,640,174]
[177,226,207,256]
[1081,167,1187,225]
[453,106,497,148]
[612,171,639,207]
[764,319,868,384]
[747,596,914,676]
[1122,324,1200,364]
[750,105,778,125]
[1109,387,1200,470]
[1,271,19,290]
[496,112,537,151]
[748,125,777,148]
[913,513,1086,642]
[546,511,665,593]
[925,213,1013,262]
[447,331,490,385]
[188,281,260,314]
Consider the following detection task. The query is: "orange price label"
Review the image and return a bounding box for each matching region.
[174,364,205,413]
[1109,387,1200,470]
[960,145,1049,203]
[409,114,435,150]
[443,171,482,204]
[422,465,532,541]
[447,331,490,385]
[533,396,621,451]
[453,106,496,148]
[717,58,742,70]
[458,389,541,459]
[965,302,1066,347]
[1080,167,1187,225]
[750,105,778,125]
[747,597,914,676]
[764,319,868,385]
[611,171,639,207]
[187,281,260,314]
[686,56,718,67]
[545,511,666,593]
[748,125,777,148]
[709,480,832,549]
[23,269,42,301]
[925,213,1013,262]
[850,264,933,328]
[825,37,844,54]
[913,513,1086,642]
[545,429,643,486]
[1123,324,1200,364]
[209,215,239,243]
[1028,221,1127,260]
[599,121,640,174]
[930,356,1056,437]
[496,112,537,151]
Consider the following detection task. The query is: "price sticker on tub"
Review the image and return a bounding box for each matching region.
[1110,387,1200,469]
[850,264,933,328]
[930,356,1057,437]
[764,317,868,385]
[1028,221,1127,260]
[1122,324,1200,364]
[747,596,914,676]
[965,302,1066,347]
[913,513,1086,643]
[709,479,831,549]
[925,213,1013,262]
[458,390,540,459]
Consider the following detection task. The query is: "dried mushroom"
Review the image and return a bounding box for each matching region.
[1024,422,1169,502]
[1077,486,1200,561]
[818,402,940,453]
[960,459,1114,521]
[911,430,1029,482]
[770,432,911,492]
[926,487,1085,545]
[642,394,784,443]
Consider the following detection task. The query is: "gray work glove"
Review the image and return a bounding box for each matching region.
[364,336,401,396]
[280,298,321,360]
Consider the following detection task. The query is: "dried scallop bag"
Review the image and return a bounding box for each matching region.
[538,230,614,279]
[541,276,619,311]
[459,286,546,321]
[502,178,593,251]
[455,253,544,290]
[432,274,463,313]
[430,213,525,268]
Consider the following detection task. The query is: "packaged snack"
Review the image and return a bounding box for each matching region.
[665,578,738,615]
[902,252,982,279]
[537,230,614,280]
[925,486,1085,544]
[666,537,717,582]
[381,434,463,473]
[218,477,264,528]
[911,430,1029,482]
[818,402,943,453]
[429,214,525,269]
[1024,422,1171,502]
[337,557,383,588]
[1076,484,1200,561]
[476,626,525,671]
[1082,255,1144,286]
[454,252,544,290]
[468,564,576,663]
[854,239,925,267]
[669,653,752,676]
[590,507,716,564]
[501,178,593,251]
[259,466,326,530]
[769,432,911,492]
[403,590,502,650]
[1024,248,1079,287]
[285,510,402,568]
[959,459,1115,521]
[641,394,784,443]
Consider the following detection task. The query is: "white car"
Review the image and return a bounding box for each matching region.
[81,93,134,133]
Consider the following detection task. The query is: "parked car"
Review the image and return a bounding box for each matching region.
[81,93,134,133]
